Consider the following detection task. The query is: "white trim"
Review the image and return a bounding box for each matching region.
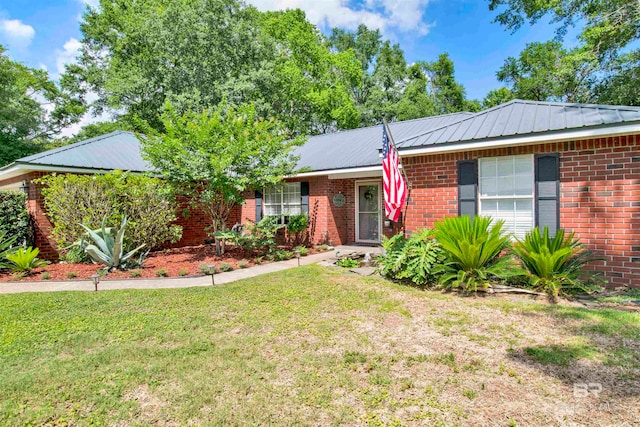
[292,165,382,178]
[355,180,382,244]
[398,123,640,158]
[0,163,146,182]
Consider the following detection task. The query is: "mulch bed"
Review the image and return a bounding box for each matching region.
[0,244,326,282]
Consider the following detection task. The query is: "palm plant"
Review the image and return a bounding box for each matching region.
[80,216,146,271]
[4,247,50,273]
[0,231,18,265]
[433,216,519,292]
[513,227,601,298]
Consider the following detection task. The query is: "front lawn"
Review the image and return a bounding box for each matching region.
[1,265,638,425]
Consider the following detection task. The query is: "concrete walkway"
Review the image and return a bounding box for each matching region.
[0,245,381,294]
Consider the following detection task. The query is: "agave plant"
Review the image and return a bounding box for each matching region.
[432,216,520,292]
[4,246,50,273]
[513,227,602,298]
[79,216,146,271]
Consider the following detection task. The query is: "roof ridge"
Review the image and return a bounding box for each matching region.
[18,130,134,164]
[511,98,640,111]
[308,111,475,139]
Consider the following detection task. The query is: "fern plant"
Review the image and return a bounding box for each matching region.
[433,216,519,292]
[79,216,146,271]
[379,229,443,286]
[513,227,602,298]
[4,247,50,273]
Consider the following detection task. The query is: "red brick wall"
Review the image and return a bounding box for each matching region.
[401,134,640,288]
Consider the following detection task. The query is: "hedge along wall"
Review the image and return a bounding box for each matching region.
[37,171,183,256]
[0,190,32,246]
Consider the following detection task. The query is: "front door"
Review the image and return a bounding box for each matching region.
[356,182,382,243]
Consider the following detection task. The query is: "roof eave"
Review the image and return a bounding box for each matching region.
[398,122,640,158]
[0,162,150,182]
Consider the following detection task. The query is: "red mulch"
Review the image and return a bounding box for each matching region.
[0,245,324,282]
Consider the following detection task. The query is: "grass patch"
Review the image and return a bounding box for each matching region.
[0,264,637,425]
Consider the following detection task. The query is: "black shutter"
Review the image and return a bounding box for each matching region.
[300,182,309,215]
[255,190,263,222]
[535,153,560,236]
[457,160,477,219]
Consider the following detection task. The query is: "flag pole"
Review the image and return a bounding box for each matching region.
[382,117,411,236]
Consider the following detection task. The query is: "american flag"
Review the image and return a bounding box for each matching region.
[382,123,407,222]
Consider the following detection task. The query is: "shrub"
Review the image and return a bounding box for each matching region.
[79,216,147,271]
[219,263,233,272]
[0,190,31,246]
[66,272,78,279]
[217,216,284,256]
[41,271,50,280]
[513,227,602,298]
[178,268,189,276]
[294,246,308,256]
[37,172,182,253]
[0,231,18,265]
[4,247,50,273]
[286,214,308,245]
[269,249,294,261]
[433,216,520,292]
[156,268,168,277]
[238,260,249,269]
[379,229,443,286]
[198,263,215,275]
[130,269,142,278]
[336,258,359,268]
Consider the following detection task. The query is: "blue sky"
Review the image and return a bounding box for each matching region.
[0,0,579,134]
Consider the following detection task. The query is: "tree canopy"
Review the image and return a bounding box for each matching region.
[0,45,84,166]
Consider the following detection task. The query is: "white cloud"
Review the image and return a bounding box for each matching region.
[247,0,432,35]
[55,37,82,77]
[0,19,35,49]
[76,0,100,9]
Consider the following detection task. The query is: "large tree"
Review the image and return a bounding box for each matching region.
[141,101,304,254]
[0,46,84,166]
[65,0,360,136]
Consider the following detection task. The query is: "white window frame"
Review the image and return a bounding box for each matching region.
[263,182,302,224]
[478,154,535,239]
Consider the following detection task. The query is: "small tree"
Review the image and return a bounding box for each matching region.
[141,101,305,254]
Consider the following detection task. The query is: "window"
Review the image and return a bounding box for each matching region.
[478,155,534,238]
[264,182,301,223]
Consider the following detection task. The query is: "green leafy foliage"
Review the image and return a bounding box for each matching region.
[4,247,50,273]
[379,229,443,287]
[0,191,31,247]
[215,216,284,256]
[0,45,83,167]
[286,214,308,246]
[142,100,303,254]
[513,227,602,297]
[433,216,520,292]
[0,231,18,265]
[79,216,146,271]
[336,258,360,268]
[38,171,182,253]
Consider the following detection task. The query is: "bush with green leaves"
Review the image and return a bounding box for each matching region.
[0,231,18,264]
[336,257,360,268]
[433,216,520,292]
[3,247,50,273]
[379,229,443,287]
[513,227,602,298]
[79,216,147,271]
[216,216,284,256]
[0,190,31,246]
[37,171,182,254]
[286,213,308,245]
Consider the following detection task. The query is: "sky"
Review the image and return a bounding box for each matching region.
[0,0,579,136]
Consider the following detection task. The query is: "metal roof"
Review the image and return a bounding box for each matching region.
[397,99,640,150]
[16,131,152,172]
[294,113,474,171]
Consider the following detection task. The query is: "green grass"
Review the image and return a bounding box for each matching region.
[0,264,638,425]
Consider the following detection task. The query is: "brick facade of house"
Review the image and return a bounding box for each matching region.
[1,134,638,287]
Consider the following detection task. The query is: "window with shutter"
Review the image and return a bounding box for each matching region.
[478,155,534,238]
[263,182,302,224]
